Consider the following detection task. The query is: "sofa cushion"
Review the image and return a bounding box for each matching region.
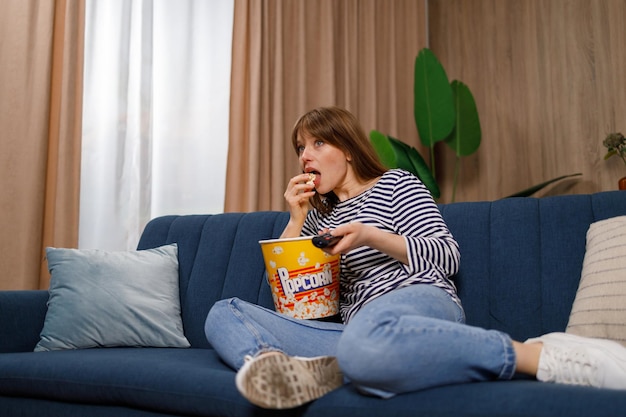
[1,348,626,417]
[303,379,626,417]
[0,348,263,416]
[566,215,626,345]
[35,244,190,351]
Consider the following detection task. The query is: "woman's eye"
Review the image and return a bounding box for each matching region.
[297,145,305,154]
[315,140,324,147]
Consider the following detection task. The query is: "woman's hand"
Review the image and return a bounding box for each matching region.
[280,173,316,238]
[322,223,409,265]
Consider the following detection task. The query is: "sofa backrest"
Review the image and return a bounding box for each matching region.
[137,191,626,348]
[439,191,626,342]
[138,212,290,347]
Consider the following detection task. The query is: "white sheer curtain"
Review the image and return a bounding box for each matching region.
[79,0,233,250]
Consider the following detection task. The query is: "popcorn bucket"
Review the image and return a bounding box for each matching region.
[259,236,340,319]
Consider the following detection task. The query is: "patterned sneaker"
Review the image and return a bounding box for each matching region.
[235,351,343,409]
[525,332,626,389]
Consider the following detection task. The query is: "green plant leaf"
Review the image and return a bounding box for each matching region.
[445,80,481,156]
[369,130,440,198]
[370,130,413,170]
[389,137,441,199]
[369,129,397,168]
[414,48,456,148]
[504,173,583,198]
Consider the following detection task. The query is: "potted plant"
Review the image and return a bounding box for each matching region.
[370,48,480,201]
[603,132,626,190]
[371,47,581,201]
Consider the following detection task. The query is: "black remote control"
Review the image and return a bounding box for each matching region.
[312,233,342,249]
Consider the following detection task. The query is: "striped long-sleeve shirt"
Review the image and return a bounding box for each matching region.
[302,169,461,323]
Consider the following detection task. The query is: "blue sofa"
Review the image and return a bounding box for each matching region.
[1,191,626,417]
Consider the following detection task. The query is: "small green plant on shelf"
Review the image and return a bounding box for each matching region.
[603,132,626,167]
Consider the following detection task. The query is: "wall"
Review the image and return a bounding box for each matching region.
[429,0,626,202]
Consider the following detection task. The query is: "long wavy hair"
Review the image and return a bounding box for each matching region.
[291,106,387,214]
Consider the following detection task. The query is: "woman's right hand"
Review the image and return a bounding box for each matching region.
[281,173,316,237]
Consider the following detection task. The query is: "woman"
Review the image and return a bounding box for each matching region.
[205,106,626,409]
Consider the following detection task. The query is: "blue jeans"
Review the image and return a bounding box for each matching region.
[205,284,516,398]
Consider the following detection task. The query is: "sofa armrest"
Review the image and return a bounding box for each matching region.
[0,290,48,352]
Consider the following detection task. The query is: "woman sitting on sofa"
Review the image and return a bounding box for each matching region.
[205,106,626,409]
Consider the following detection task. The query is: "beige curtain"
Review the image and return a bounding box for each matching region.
[225,0,428,212]
[0,0,84,290]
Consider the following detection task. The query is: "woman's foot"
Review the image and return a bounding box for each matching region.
[525,332,626,389]
[235,351,343,409]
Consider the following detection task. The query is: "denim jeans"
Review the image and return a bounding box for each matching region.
[205,284,516,398]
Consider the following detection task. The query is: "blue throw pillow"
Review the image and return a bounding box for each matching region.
[35,244,190,351]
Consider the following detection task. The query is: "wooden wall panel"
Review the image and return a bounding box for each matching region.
[429,0,626,202]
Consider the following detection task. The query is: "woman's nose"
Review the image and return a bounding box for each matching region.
[300,147,311,161]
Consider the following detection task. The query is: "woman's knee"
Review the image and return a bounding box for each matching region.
[336,309,440,389]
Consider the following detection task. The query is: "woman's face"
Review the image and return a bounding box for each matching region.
[296,131,355,197]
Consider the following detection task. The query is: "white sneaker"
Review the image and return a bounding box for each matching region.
[235,351,343,409]
[525,332,626,389]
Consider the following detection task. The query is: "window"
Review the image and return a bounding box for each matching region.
[79,0,233,250]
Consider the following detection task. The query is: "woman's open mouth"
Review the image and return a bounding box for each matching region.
[305,170,321,188]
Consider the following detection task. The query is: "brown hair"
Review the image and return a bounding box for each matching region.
[291,106,387,214]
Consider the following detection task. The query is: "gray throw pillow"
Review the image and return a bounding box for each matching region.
[35,244,190,351]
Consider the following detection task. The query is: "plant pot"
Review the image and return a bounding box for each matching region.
[619,176,626,191]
